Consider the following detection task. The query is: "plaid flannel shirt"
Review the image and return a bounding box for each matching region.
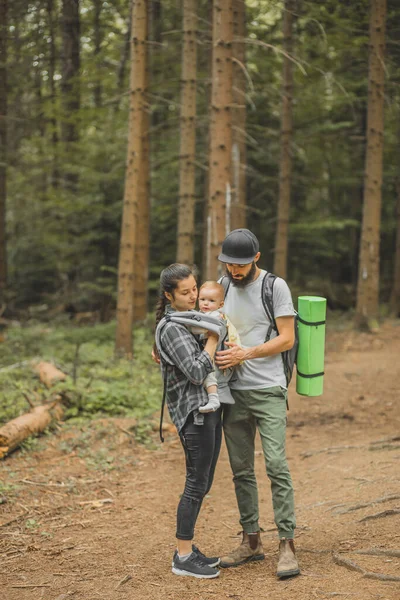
[158,308,214,433]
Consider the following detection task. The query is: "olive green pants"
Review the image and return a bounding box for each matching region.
[223,386,296,539]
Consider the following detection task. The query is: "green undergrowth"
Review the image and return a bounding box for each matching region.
[0,319,162,426]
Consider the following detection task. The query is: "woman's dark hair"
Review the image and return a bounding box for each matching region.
[155,263,197,327]
[153,264,198,358]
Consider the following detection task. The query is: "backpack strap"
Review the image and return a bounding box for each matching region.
[220,275,231,298]
[159,367,168,443]
[261,272,277,342]
[221,272,277,342]
[155,315,174,443]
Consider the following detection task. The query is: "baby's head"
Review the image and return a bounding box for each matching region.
[198,281,225,313]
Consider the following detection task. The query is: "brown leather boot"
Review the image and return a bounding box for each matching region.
[276,538,300,578]
[219,531,265,568]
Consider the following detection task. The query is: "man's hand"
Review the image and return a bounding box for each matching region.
[216,342,245,368]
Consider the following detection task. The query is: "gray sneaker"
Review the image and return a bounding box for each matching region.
[192,545,220,567]
[172,551,220,579]
[172,546,220,568]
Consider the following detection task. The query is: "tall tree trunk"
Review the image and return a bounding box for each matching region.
[355,0,386,329]
[0,0,7,297]
[389,180,400,317]
[60,0,80,192]
[115,4,132,112]
[201,0,213,280]
[132,4,150,323]
[132,1,159,322]
[350,101,367,288]
[47,0,59,188]
[115,0,148,356]
[205,0,233,279]
[274,0,295,279]
[132,110,150,323]
[34,60,48,196]
[150,0,162,128]
[176,0,197,265]
[93,0,102,108]
[231,0,246,231]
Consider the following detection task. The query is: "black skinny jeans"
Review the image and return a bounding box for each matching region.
[176,408,223,540]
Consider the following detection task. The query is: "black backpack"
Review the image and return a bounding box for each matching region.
[220,272,299,386]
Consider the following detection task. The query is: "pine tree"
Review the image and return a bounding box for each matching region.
[389,179,400,317]
[206,0,234,279]
[61,0,80,192]
[115,0,148,356]
[0,0,7,297]
[274,0,295,279]
[93,0,102,109]
[115,3,132,112]
[47,0,59,188]
[231,0,246,230]
[177,0,198,265]
[133,2,150,322]
[355,0,387,328]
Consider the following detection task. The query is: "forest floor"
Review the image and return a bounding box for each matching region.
[1,319,400,600]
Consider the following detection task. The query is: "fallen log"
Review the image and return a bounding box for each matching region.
[0,401,64,459]
[32,361,67,388]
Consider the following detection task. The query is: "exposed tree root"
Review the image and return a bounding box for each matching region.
[333,553,400,582]
[354,548,400,558]
[363,571,400,582]
[0,513,34,528]
[302,445,361,458]
[359,509,400,522]
[115,574,132,589]
[324,593,360,597]
[301,436,400,458]
[370,435,400,444]
[11,584,51,589]
[333,554,364,574]
[300,548,332,554]
[334,494,400,514]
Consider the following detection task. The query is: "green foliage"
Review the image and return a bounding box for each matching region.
[25,518,39,530]
[19,435,41,453]
[0,481,19,497]
[3,0,400,311]
[0,321,163,425]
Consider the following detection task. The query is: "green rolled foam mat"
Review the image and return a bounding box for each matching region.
[296,296,327,397]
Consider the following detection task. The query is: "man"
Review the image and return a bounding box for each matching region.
[215,228,300,579]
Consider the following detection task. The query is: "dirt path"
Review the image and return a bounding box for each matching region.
[1,321,400,600]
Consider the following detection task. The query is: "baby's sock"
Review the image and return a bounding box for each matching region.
[199,392,220,413]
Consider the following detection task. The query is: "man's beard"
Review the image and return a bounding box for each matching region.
[226,261,257,288]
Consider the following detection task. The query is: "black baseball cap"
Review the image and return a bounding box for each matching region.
[218,229,260,264]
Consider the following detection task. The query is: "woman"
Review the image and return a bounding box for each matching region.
[154,264,222,579]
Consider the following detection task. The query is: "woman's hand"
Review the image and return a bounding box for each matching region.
[216,342,245,368]
[205,329,219,341]
[151,349,161,364]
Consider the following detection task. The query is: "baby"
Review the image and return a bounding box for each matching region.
[197,281,240,413]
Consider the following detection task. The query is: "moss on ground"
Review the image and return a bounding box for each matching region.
[0,320,162,425]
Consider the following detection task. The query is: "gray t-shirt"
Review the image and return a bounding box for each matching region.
[223,269,295,390]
